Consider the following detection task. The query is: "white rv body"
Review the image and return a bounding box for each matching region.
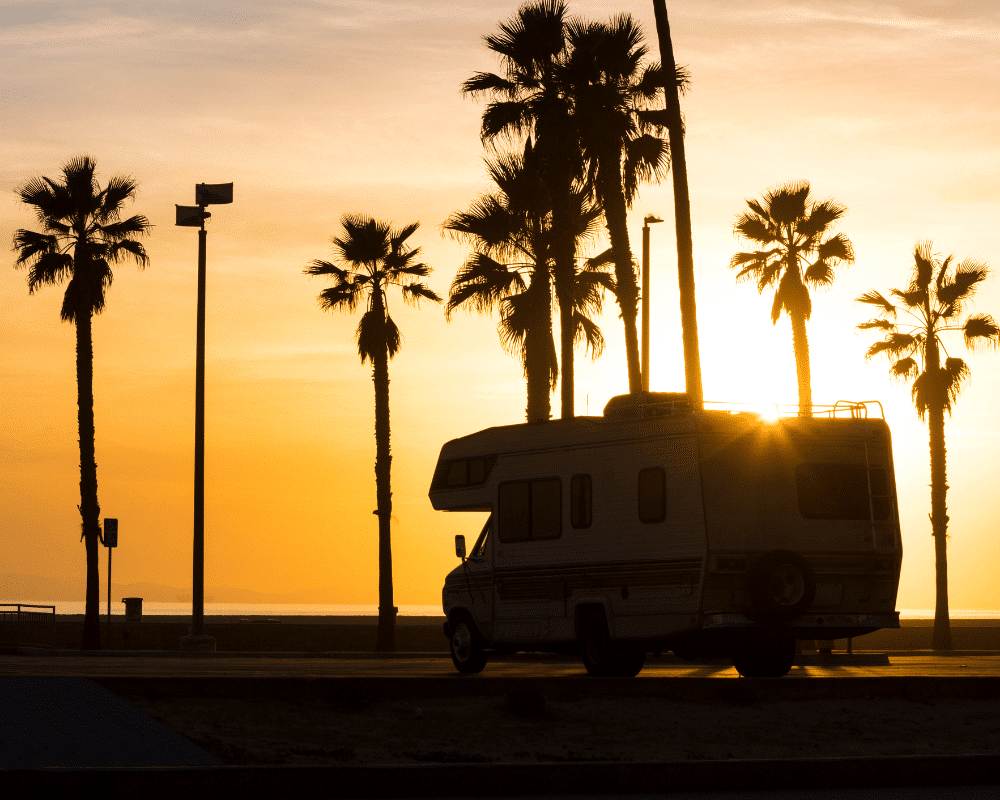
[430,397,902,674]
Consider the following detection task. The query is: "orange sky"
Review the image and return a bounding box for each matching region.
[2,1,999,610]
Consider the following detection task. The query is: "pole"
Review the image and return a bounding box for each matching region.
[193,217,207,639]
[651,0,704,409]
[106,545,111,645]
[642,223,651,393]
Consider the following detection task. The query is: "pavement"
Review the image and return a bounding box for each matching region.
[2,651,998,798]
[0,676,222,769]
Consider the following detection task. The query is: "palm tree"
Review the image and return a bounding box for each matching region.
[858,242,999,650]
[463,0,584,418]
[651,0,703,408]
[564,14,675,394]
[305,216,440,652]
[730,182,854,416]
[444,144,611,423]
[13,155,150,650]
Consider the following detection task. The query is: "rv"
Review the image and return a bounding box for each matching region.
[429,393,902,677]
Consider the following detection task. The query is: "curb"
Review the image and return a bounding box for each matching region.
[2,754,998,798]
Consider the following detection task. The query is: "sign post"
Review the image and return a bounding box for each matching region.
[103,518,118,646]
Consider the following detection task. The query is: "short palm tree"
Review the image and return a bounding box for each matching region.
[463,0,584,418]
[731,182,854,416]
[565,14,676,393]
[445,144,610,422]
[858,242,999,650]
[13,155,150,650]
[305,216,440,652]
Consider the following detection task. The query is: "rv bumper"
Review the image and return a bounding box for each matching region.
[703,611,900,640]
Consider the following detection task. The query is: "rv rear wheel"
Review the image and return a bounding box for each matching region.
[449,615,487,674]
[732,636,796,678]
[747,550,816,623]
[610,651,646,677]
[581,612,615,676]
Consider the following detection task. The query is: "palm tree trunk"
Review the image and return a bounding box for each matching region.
[524,268,553,423]
[599,169,642,393]
[651,0,704,409]
[76,311,102,650]
[789,311,813,417]
[372,347,395,652]
[550,191,577,419]
[928,402,952,650]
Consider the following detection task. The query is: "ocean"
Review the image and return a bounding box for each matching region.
[2,601,997,619]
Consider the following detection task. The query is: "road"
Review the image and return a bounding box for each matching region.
[1,652,996,678]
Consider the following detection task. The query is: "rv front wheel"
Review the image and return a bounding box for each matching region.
[449,616,487,674]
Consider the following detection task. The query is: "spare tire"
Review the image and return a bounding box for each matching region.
[746,550,815,623]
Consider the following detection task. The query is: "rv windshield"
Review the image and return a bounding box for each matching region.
[471,516,491,558]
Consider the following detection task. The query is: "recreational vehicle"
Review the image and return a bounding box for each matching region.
[430,393,902,678]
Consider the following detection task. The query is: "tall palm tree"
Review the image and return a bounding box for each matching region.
[564,14,675,394]
[651,0,703,408]
[463,0,584,418]
[858,242,999,650]
[13,155,150,650]
[730,182,854,416]
[444,144,610,423]
[305,216,440,652]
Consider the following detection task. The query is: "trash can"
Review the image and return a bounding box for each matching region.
[122,597,143,622]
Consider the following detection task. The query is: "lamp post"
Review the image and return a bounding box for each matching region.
[641,214,664,393]
[175,182,232,651]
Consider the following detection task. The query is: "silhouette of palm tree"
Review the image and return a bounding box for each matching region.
[305,216,440,652]
[731,182,854,416]
[564,14,677,393]
[445,143,611,422]
[13,155,150,650]
[858,242,999,650]
[463,0,585,418]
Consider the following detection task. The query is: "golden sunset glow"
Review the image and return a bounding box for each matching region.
[2,1,998,613]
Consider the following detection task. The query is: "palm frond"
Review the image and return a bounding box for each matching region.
[911,241,935,290]
[943,357,970,408]
[815,232,854,264]
[803,261,835,288]
[963,313,1000,349]
[622,133,669,205]
[106,239,149,267]
[318,280,362,313]
[796,199,847,238]
[866,332,918,360]
[763,181,810,226]
[572,311,605,358]
[890,287,926,309]
[857,319,896,331]
[856,290,896,316]
[24,251,74,292]
[481,101,533,142]
[938,258,989,307]
[733,213,774,245]
[462,71,519,98]
[401,282,442,307]
[889,357,919,382]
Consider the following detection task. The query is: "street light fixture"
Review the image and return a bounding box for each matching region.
[642,214,664,393]
[176,182,232,651]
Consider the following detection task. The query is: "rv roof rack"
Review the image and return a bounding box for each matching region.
[702,399,885,420]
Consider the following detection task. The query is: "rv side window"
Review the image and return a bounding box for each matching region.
[638,467,666,523]
[570,474,592,529]
[796,464,891,521]
[498,479,562,542]
[531,478,561,540]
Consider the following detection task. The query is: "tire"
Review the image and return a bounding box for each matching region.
[732,636,796,678]
[449,616,488,674]
[581,611,616,676]
[746,550,816,623]
[610,650,646,677]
